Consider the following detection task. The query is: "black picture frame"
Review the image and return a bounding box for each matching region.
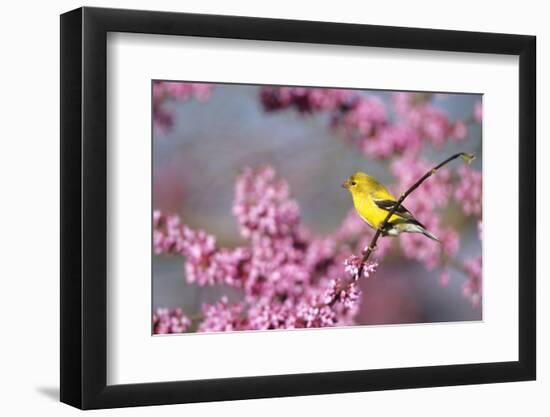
[60,6,536,410]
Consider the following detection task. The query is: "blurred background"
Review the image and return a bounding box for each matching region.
[153,83,482,326]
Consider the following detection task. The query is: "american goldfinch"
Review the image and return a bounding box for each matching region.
[342,172,439,242]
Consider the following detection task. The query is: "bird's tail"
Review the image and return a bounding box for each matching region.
[420,228,440,243]
[394,222,441,242]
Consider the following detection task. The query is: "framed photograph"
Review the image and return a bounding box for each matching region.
[60,6,536,409]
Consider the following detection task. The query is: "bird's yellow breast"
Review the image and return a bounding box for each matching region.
[350,191,401,230]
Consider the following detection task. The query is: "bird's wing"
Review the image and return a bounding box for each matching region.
[373,199,426,228]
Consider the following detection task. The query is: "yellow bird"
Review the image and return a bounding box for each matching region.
[342,172,439,242]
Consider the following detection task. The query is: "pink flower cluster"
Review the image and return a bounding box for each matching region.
[463,257,482,306]
[190,252,377,333]
[343,255,378,280]
[393,93,468,147]
[474,100,483,124]
[197,297,246,332]
[455,165,482,216]
[233,166,300,239]
[154,166,378,334]
[260,86,353,114]
[260,88,470,160]
[153,308,191,334]
[153,81,212,133]
[154,211,250,286]
[238,255,377,331]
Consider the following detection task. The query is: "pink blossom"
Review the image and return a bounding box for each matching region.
[260,88,472,159]
[322,278,361,310]
[399,230,441,270]
[232,168,350,309]
[338,95,386,138]
[361,125,421,159]
[303,237,336,271]
[420,106,453,146]
[153,81,212,133]
[463,257,482,306]
[153,212,185,255]
[247,301,297,330]
[155,166,379,331]
[261,87,474,157]
[154,170,381,330]
[198,297,245,332]
[320,256,377,310]
[392,91,423,115]
[295,302,337,328]
[153,308,191,334]
[455,165,482,216]
[153,211,249,286]
[260,86,353,113]
[393,92,462,148]
[334,95,434,160]
[451,120,468,141]
[395,210,458,270]
[186,245,251,287]
[440,229,460,257]
[473,100,483,123]
[261,87,424,160]
[343,255,378,280]
[233,166,300,239]
[245,257,375,329]
[247,291,341,330]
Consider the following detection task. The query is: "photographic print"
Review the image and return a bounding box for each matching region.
[152,82,483,335]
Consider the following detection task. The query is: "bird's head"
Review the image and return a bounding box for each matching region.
[342,172,375,194]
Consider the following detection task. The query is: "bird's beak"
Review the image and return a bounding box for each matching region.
[342,180,350,189]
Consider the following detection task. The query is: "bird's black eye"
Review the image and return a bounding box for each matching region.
[350,181,356,186]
